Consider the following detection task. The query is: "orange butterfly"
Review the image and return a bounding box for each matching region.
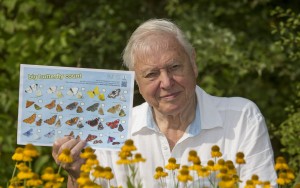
[56,104,63,112]
[23,113,36,124]
[36,119,42,126]
[26,100,35,108]
[65,117,79,126]
[85,134,97,142]
[44,115,57,125]
[45,100,56,109]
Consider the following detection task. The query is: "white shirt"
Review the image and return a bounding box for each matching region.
[94,86,277,187]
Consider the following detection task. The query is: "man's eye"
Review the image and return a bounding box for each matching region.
[170,64,180,71]
[145,72,158,78]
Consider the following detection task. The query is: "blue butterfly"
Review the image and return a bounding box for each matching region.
[44,130,55,138]
[23,128,33,137]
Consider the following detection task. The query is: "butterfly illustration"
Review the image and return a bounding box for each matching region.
[107,136,115,143]
[44,115,57,125]
[86,103,99,112]
[56,104,63,112]
[67,87,83,99]
[65,131,74,138]
[107,104,121,114]
[44,130,55,138]
[34,104,42,110]
[86,117,99,127]
[23,113,37,124]
[77,121,84,128]
[23,128,33,137]
[66,102,78,110]
[119,95,126,102]
[98,107,104,115]
[98,122,104,130]
[106,119,119,129]
[55,119,61,128]
[108,89,121,99]
[118,124,124,132]
[98,93,105,101]
[119,109,126,117]
[47,86,57,94]
[65,117,79,126]
[112,142,120,145]
[36,119,42,126]
[93,139,103,144]
[76,106,83,113]
[45,100,56,109]
[25,84,42,97]
[26,100,35,108]
[86,86,100,98]
[86,134,97,142]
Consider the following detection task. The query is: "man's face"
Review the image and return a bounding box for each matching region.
[134,33,198,116]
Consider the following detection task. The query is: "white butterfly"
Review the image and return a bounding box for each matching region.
[67,87,83,99]
[47,86,57,94]
[25,84,42,97]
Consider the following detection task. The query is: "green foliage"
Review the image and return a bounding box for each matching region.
[0,0,300,186]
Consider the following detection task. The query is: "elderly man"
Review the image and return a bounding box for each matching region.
[52,18,277,187]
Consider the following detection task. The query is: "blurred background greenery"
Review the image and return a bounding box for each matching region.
[0,0,299,186]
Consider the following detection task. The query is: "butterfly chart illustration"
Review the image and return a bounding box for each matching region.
[18,64,134,150]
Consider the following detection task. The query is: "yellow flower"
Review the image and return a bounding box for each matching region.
[41,167,56,181]
[23,143,39,158]
[17,166,34,180]
[92,165,105,179]
[262,181,271,188]
[77,172,92,186]
[12,147,24,161]
[251,174,262,185]
[197,166,210,178]
[275,156,288,171]
[118,150,132,159]
[154,166,168,180]
[80,163,93,173]
[218,175,235,188]
[80,146,95,159]
[235,152,246,164]
[211,145,222,158]
[121,139,137,152]
[26,173,43,187]
[165,157,180,170]
[86,153,99,166]
[216,167,228,179]
[132,153,146,163]
[103,167,114,180]
[225,160,236,175]
[16,162,28,171]
[177,165,193,183]
[244,180,255,188]
[188,150,200,164]
[286,168,295,180]
[58,148,73,164]
[116,155,131,165]
[215,159,225,170]
[207,160,216,171]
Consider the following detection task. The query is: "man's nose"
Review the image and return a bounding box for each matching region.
[159,71,174,89]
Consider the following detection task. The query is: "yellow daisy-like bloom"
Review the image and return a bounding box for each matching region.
[197,166,210,178]
[189,162,201,171]
[16,162,28,171]
[26,173,43,187]
[154,166,168,180]
[82,180,102,188]
[132,153,146,163]
[275,156,288,171]
[251,174,262,185]
[92,165,105,179]
[236,152,246,164]
[177,165,193,183]
[225,160,236,175]
[188,150,200,164]
[165,157,180,170]
[118,150,132,159]
[211,145,222,158]
[218,175,235,188]
[58,148,73,164]
[216,167,228,179]
[41,167,56,181]
[116,155,131,165]
[80,146,95,159]
[44,174,64,188]
[121,139,137,152]
[232,174,242,184]
[77,172,92,186]
[17,166,34,180]
[23,143,39,158]
[80,163,93,173]
[207,160,216,171]
[215,158,225,170]
[286,168,295,180]
[103,167,114,180]
[86,153,99,166]
[244,180,255,188]
[262,181,271,188]
[12,147,24,161]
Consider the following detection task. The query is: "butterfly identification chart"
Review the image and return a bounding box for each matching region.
[18,64,134,150]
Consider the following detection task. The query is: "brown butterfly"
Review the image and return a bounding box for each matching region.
[65,131,74,138]
[65,117,79,126]
[44,115,57,125]
[85,134,97,142]
[34,104,42,110]
[23,113,37,124]
[56,104,63,112]
[55,119,61,127]
[98,107,104,115]
[76,106,83,113]
[36,118,42,126]
[66,102,78,110]
[26,100,35,108]
[45,100,56,109]
[107,104,121,114]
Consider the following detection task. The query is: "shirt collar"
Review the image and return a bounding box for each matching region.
[131,86,223,135]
